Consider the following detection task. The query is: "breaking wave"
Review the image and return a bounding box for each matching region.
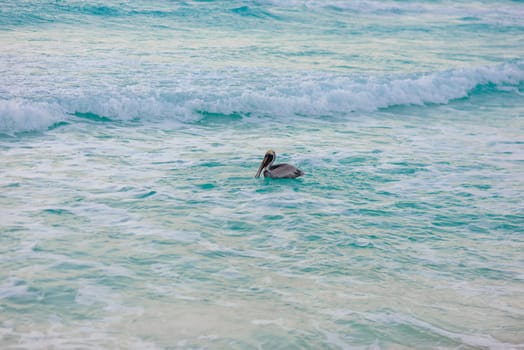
[1,61,523,134]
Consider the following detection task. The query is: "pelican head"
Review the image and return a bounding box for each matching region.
[255,150,276,178]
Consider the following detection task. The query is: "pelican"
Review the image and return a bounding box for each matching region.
[255,150,304,179]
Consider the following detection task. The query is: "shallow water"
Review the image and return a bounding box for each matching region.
[1,1,524,349]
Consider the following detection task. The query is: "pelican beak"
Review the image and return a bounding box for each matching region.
[255,154,270,178]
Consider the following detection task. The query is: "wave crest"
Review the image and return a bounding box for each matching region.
[0,100,66,134]
[1,62,523,134]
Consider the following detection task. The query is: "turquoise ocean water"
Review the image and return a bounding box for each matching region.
[1,1,524,348]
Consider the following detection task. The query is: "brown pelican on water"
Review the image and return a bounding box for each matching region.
[255,150,304,179]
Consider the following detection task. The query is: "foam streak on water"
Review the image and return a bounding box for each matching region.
[1,0,524,349]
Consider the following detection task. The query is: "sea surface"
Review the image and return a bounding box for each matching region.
[1,1,524,349]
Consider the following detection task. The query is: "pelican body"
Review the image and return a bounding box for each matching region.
[255,150,304,179]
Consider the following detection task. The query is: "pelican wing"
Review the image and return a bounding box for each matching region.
[268,164,304,178]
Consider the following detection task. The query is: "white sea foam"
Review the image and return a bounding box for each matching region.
[0,99,66,134]
[261,0,524,19]
[75,281,143,315]
[0,317,161,350]
[0,277,35,300]
[0,62,522,133]
[75,283,120,311]
[366,312,524,350]
[260,0,427,13]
